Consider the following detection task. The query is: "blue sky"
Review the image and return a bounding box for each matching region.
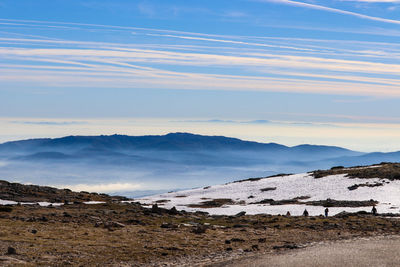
[1,0,400,150]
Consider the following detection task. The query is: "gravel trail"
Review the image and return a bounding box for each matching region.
[214,235,400,267]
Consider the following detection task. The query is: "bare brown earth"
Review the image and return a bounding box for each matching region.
[1,202,400,266]
[1,170,400,267]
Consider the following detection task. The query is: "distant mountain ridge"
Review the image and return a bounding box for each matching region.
[0,133,399,196]
[0,132,355,153]
[1,132,399,170]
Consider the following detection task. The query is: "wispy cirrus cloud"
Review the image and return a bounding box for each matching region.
[263,0,400,25]
[0,38,400,96]
[146,33,314,51]
[0,18,400,97]
[340,0,400,2]
[10,121,88,126]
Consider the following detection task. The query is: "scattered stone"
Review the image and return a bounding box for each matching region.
[165,246,181,251]
[7,247,16,255]
[168,206,179,215]
[307,198,378,207]
[155,199,170,203]
[161,223,178,229]
[192,225,207,234]
[187,198,234,208]
[335,211,350,218]
[260,187,277,192]
[0,206,13,212]
[233,224,247,228]
[348,182,383,191]
[273,244,298,250]
[235,211,246,217]
[151,204,161,214]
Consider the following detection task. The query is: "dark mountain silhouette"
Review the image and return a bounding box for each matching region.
[2,132,399,168]
[1,133,399,196]
[0,132,356,154]
[0,132,370,169]
[0,132,367,168]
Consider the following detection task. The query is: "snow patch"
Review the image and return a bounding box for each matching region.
[137,173,400,216]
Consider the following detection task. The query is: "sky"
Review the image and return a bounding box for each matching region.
[1,0,400,152]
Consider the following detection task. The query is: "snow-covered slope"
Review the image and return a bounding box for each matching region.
[138,168,400,216]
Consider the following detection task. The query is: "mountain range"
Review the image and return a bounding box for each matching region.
[0,132,361,161]
[0,133,399,196]
[1,132,400,168]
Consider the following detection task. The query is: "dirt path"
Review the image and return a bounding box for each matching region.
[213,235,400,267]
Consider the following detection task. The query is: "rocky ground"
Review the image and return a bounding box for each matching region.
[0,180,128,203]
[1,199,400,266]
[1,178,400,266]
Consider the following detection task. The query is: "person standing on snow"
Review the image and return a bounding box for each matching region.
[372,206,377,216]
[303,209,309,217]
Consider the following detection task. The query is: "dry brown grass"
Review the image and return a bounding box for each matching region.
[1,203,400,266]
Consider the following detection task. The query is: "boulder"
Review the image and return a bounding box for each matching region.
[7,247,16,255]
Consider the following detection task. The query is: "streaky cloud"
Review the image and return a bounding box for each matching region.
[264,0,400,25]
[10,121,88,126]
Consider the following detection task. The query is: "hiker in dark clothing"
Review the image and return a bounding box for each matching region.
[324,208,329,217]
[372,206,377,216]
[303,209,309,217]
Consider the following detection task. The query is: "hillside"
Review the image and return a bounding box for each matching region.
[0,133,358,156]
[0,180,128,203]
[0,133,286,152]
[138,163,400,216]
[1,170,400,266]
[1,133,399,197]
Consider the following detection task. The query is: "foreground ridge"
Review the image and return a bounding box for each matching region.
[1,163,400,266]
[138,163,400,216]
